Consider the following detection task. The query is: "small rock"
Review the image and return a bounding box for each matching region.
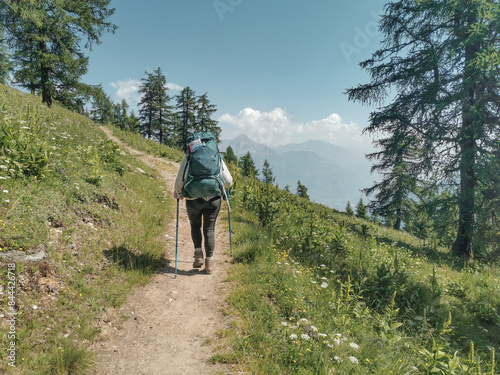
[136,167,145,174]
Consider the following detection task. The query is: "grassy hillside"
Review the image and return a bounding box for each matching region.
[0,85,183,374]
[215,177,500,374]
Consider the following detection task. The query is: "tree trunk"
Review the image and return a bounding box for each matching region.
[39,41,52,107]
[451,26,478,258]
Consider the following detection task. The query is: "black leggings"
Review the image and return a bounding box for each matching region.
[186,197,222,258]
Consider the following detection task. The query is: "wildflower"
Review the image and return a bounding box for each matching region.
[4,199,10,203]
[349,356,359,364]
[321,282,328,288]
[32,305,38,310]
[318,333,327,338]
[321,277,328,280]
[276,261,281,265]
[290,334,298,340]
[327,343,334,348]
[301,334,311,340]
[320,264,326,268]
[299,318,308,325]
[311,280,316,284]
[310,325,319,332]
[281,322,288,326]
[0,165,7,170]
[334,356,343,362]
[350,342,360,350]
[2,190,8,193]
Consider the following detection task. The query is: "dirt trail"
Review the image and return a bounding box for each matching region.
[92,128,233,375]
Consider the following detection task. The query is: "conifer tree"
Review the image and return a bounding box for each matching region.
[0,0,116,107]
[196,93,220,140]
[175,87,197,150]
[0,30,11,84]
[296,181,309,200]
[90,85,114,125]
[356,198,369,220]
[138,68,172,143]
[239,152,258,178]
[224,146,238,165]
[346,0,500,257]
[345,201,354,216]
[261,159,275,185]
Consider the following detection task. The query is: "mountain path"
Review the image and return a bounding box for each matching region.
[91,127,234,375]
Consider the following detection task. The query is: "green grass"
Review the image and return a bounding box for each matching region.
[214,177,500,374]
[0,85,178,374]
[106,124,184,162]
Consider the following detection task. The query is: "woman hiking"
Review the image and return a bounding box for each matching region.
[173,132,233,274]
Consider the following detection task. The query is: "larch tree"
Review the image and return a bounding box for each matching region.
[175,86,198,150]
[346,0,500,257]
[0,0,116,107]
[196,93,220,141]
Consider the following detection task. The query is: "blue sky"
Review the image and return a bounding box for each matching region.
[83,0,389,151]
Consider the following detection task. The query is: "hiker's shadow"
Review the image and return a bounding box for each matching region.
[159,260,207,278]
[103,246,202,278]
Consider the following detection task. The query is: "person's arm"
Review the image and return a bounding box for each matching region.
[173,157,188,199]
[220,159,233,188]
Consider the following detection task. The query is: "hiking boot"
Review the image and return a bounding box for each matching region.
[205,259,215,274]
[193,249,204,268]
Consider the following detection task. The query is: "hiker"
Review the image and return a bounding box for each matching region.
[173,132,233,274]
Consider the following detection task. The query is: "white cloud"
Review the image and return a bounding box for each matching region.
[110,79,142,107]
[218,107,373,151]
[166,82,184,91]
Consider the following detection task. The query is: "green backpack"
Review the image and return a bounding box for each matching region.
[182,132,224,198]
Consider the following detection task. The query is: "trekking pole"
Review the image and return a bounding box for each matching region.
[175,199,179,278]
[227,188,233,257]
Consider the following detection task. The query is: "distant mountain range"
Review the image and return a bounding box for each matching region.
[219,134,377,210]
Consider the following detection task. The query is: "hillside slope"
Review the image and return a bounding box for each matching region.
[1,86,231,374]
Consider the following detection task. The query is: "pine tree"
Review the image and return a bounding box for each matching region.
[261,159,275,185]
[239,152,258,178]
[138,68,172,143]
[355,198,369,220]
[346,0,500,257]
[0,0,116,107]
[224,146,238,165]
[296,181,309,200]
[196,93,220,140]
[175,87,197,150]
[90,85,114,125]
[345,201,354,216]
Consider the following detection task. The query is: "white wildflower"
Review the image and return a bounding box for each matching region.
[2,190,8,193]
[276,261,281,265]
[350,342,360,350]
[32,305,38,310]
[301,334,311,340]
[290,334,298,340]
[310,325,319,332]
[0,165,7,170]
[281,322,288,326]
[318,333,327,338]
[311,280,316,284]
[321,282,328,288]
[349,356,359,364]
[299,318,308,325]
[334,356,343,362]
[320,264,326,268]
[4,199,10,203]
[321,277,328,280]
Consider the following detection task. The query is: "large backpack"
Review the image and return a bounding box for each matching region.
[182,132,224,198]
